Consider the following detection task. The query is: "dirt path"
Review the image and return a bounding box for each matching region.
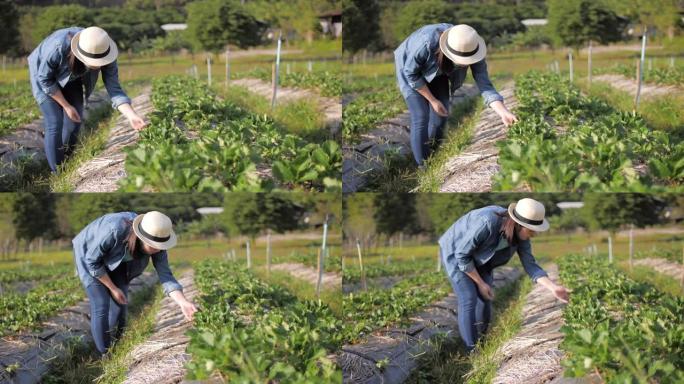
[270,262,341,290]
[0,272,158,384]
[70,87,153,192]
[633,257,684,281]
[230,78,341,136]
[492,264,574,384]
[0,91,110,188]
[342,84,480,193]
[593,74,682,99]
[439,86,517,192]
[122,270,198,384]
[338,266,522,384]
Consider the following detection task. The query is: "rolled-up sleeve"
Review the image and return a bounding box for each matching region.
[517,240,548,283]
[101,61,132,109]
[403,43,430,91]
[454,220,491,273]
[37,48,63,96]
[470,59,503,107]
[84,230,116,278]
[152,251,183,296]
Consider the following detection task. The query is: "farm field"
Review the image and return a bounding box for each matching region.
[339,227,684,383]
[342,46,684,193]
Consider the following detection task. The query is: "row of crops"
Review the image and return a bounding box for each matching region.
[120,75,341,192]
[495,71,683,191]
[558,254,684,383]
[342,74,404,141]
[594,63,684,86]
[186,259,343,382]
[342,257,435,284]
[236,67,342,97]
[0,83,39,137]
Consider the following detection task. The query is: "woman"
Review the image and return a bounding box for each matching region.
[438,198,570,352]
[28,26,147,173]
[394,24,518,167]
[73,210,197,355]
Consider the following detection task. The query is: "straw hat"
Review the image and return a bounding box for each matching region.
[132,211,177,250]
[508,198,550,232]
[439,24,487,66]
[70,26,118,67]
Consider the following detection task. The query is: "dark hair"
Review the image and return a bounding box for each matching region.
[67,32,87,77]
[435,47,454,75]
[496,211,519,245]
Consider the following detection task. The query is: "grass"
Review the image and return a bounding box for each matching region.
[617,262,684,297]
[215,83,328,142]
[416,96,483,192]
[404,274,531,383]
[41,283,164,384]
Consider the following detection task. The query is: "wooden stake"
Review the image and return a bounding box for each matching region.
[266,230,272,275]
[207,56,211,86]
[568,51,574,82]
[437,249,442,272]
[225,48,230,88]
[246,239,251,269]
[628,225,634,270]
[608,236,613,263]
[587,41,592,87]
[316,248,324,298]
[356,239,367,291]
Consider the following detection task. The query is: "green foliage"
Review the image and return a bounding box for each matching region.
[342,0,382,54]
[558,254,684,383]
[186,260,342,382]
[0,83,40,138]
[32,5,94,44]
[238,67,342,97]
[595,62,684,86]
[120,75,340,191]
[186,0,265,51]
[222,193,304,238]
[580,194,667,233]
[0,0,19,55]
[342,75,404,141]
[0,275,82,336]
[393,0,452,41]
[547,0,625,48]
[342,258,435,284]
[373,193,417,237]
[495,71,684,191]
[12,193,56,242]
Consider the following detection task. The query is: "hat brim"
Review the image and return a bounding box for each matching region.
[132,214,177,251]
[439,27,487,66]
[508,203,550,232]
[70,30,118,67]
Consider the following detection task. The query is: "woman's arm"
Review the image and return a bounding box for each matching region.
[536,276,571,303]
[117,103,147,131]
[470,60,517,126]
[416,85,448,116]
[49,89,82,123]
[97,273,128,305]
[169,290,198,321]
[465,268,494,301]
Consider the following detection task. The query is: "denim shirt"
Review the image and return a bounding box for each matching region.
[438,205,548,283]
[28,27,131,109]
[394,23,504,106]
[72,212,183,296]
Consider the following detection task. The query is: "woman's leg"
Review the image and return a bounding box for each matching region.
[85,281,111,355]
[451,272,481,352]
[107,263,129,343]
[61,81,84,158]
[474,270,494,338]
[405,93,431,166]
[427,75,450,148]
[38,98,64,173]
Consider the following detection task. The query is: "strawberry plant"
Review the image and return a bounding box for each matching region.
[342,258,436,284]
[186,259,343,382]
[342,75,404,142]
[237,67,342,97]
[494,71,683,191]
[120,76,340,192]
[0,83,40,137]
[595,63,684,86]
[558,254,684,383]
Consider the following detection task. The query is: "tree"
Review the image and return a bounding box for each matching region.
[373,193,417,239]
[342,193,376,247]
[12,193,56,244]
[343,0,382,54]
[223,193,303,238]
[32,5,94,44]
[581,194,667,233]
[186,0,265,51]
[547,0,625,51]
[394,0,453,42]
[0,0,19,55]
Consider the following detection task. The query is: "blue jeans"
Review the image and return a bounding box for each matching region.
[450,267,494,352]
[404,75,450,166]
[38,80,84,173]
[85,262,129,355]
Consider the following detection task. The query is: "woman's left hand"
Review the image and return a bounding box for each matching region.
[499,110,518,127]
[179,300,198,321]
[129,114,147,131]
[552,284,571,303]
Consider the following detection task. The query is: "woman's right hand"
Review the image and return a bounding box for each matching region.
[64,105,81,123]
[430,99,449,117]
[477,282,495,301]
[110,287,128,305]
